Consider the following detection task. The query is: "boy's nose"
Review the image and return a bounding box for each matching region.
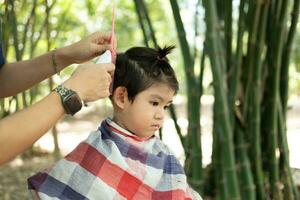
[154,109,164,120]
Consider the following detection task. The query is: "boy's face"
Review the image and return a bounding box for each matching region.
[116,84,175,139]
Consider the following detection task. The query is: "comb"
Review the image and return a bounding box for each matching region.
[95,7,116,64]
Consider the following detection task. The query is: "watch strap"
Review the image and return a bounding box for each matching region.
[54,85,82,115]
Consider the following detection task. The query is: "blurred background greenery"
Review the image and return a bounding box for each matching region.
[1,0,300,199]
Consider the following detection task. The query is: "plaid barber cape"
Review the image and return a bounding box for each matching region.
[28,118,202,200]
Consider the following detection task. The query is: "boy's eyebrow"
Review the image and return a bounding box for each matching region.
[150,94,173,103]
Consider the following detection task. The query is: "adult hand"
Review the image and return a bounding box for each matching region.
[59,32,116,65]
[63,63,115,102]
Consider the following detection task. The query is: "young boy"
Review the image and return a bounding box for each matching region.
[28,46,202,200]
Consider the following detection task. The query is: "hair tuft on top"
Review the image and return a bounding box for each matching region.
[157,45,175,61]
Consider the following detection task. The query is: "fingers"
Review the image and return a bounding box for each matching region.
[106,73,112,83]
[63,62,116,102]
[98,31,112,40]
[102,63,115,73]
[91,43,111,56]
[89,31,117,62]
[91,31,112,44]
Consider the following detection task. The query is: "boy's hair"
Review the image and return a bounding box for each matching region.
[113,46,179,101]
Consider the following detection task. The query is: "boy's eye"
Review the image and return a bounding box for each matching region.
[164,105,170,110]
[150,101,159,106]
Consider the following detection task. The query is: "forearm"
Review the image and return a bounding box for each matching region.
[0,92,65,165]
[0,47,73,98]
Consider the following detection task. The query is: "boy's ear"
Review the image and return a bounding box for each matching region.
[112,86,128,109]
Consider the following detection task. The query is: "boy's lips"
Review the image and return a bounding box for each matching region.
[151,124,161,129]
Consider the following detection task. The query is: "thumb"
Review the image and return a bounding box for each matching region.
[99,63,115,73]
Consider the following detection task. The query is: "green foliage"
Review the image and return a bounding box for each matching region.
[292,30,300,72]
[1,1,300,199]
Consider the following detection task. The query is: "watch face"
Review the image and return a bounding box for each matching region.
[64,93,82,115]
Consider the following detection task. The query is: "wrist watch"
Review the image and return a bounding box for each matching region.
[54,85,82,115]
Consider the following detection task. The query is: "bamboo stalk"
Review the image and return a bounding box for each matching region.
[228,0,245,126]
[278,1,300,199]
[7,0,23,113]
[278,101,293,200]
[277,98,299,199]
[133,0,150,47]
[8,0,20,61]
[139,0,157,48]
[212,105,229,200]
[245,2,269,200]
[234,118,255,200]
[280,0,300,119]
[31,0,56,52]
[203,0,240,198]
[19,0,37,59]
[169,0,203,192]
[264,0,290,198]
[275,0,283,21]
[2,1,10,56]
[192,0,201,65]
[242,1,262,116]
[224,0,232,74]
[168,104,185,145]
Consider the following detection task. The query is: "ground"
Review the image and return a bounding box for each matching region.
[0,96,299,199]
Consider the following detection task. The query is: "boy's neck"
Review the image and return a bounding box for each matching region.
[111,115,130,134]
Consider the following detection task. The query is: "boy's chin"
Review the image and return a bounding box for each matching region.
[134,131,156,140]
